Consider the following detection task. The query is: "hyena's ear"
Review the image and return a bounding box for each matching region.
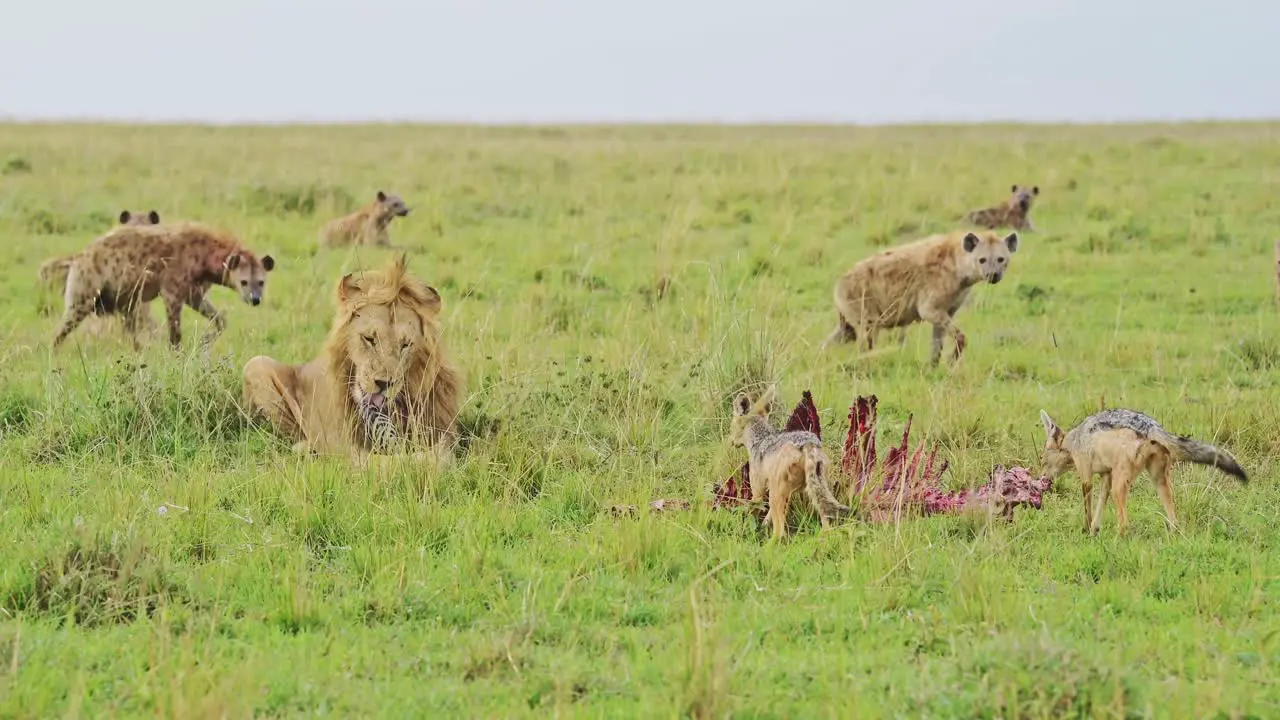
[148,210,161,224]
[224,253,241,271]
[1004,232,1019,253]
[376,190,387,202]
[1031,186,1040,196]
[963,233,980,252]
[1011,184,1019,194]
[262,255,275,272]
[1039,410,1063,443]
[119,210,132,224]
[732,393,751,417]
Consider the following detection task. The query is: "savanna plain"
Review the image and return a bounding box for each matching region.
[1,123,1279,718]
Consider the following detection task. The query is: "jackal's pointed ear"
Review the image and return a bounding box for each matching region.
[119,210,132,224]
[1040,410,1063,443]
[1004,232,1019,253]
[376,190,387,202]
[757,385,778,414]
[224,253,241,270]
[963,233,980,252]
[148,210,161,224]
[732,393,751,417]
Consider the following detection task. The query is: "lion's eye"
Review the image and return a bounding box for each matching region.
[362,335,376,346]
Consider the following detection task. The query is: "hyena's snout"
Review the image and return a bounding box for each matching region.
[987,271,1004,284]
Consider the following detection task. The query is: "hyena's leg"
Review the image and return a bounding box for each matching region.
[242,355,305,442]
[823,315,857,348]
[190,292,226,345]
[930,324,946,365]
[920,305,965,365]
[163,293,185,348]
[1148,451,1177,531]
[118,303,146,351]
[51,298,94,348]
[860,322,877,352]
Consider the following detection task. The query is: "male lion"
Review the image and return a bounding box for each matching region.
[241,255,463,464]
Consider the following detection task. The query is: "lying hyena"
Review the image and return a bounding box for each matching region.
[824,230,1018,365]
[966,185,1039,231]
[52,222,275,350]
[318,191,411,248]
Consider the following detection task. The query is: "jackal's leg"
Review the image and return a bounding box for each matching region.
[765,478,797,541]
[1090,471,1112,536]
[1148,452,1177,530]
[1110,461,1135,535]
[747,459,766,507]
[1074,457,1095,533]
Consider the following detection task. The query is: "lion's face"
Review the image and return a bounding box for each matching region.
[343,301,428,411]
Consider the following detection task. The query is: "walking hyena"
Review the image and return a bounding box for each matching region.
[966,185,1039,231]
[824,230,1019,365]
[52,222,275,350]
[728,387,850,540]
[318,191,411,248]
[38,209,164,337]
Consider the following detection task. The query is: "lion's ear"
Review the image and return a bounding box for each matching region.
[338,272,362,302]
[422,285,442,312]
[401,282,441,314]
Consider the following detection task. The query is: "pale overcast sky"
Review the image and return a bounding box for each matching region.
[0,0,1275,124]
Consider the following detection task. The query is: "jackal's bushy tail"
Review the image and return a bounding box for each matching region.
[803,445,851,521]
[38,255,75,285]
[1166,433,1248,483]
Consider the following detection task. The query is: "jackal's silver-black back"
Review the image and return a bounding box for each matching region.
[755,429,821,455]
[1075,408,1167,439]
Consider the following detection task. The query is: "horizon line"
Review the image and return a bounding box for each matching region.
[2,115,1278,129]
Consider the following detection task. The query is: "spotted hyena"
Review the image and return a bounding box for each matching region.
[52,222,275,349]
[825,230,1019,365]
[37,209,164,336]
[318,191,411,248]
[966,185,1039,231]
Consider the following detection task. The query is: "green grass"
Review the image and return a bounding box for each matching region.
[2,122,1280,717]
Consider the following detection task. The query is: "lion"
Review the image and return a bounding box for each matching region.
[241,254,463,465]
